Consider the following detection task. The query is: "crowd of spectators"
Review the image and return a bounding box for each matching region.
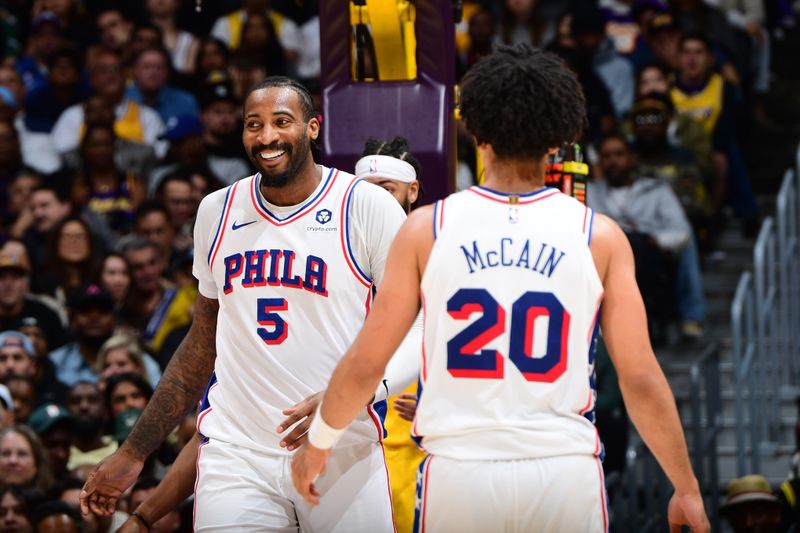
[0,0,796,530]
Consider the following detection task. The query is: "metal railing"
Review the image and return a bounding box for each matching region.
[730,168,800,476]
[688,342,722,532]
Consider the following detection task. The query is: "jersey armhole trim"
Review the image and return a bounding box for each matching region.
[432,199,445,240]
[206,182,237,268]
[584,207,596,246]
[340,177,373,288]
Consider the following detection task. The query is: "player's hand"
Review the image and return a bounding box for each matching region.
[291,443,332,506]
[278,391,322,451]
[80,448,144,518]
[667,491,710,533]
[393,393,418,422]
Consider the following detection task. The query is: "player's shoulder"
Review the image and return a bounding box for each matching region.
[198,177,250,216]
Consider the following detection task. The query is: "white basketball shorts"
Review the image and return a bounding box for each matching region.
[194,438,395,532]
[413,454,608,533]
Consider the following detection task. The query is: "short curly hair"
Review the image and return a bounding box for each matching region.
[460,44,587,160]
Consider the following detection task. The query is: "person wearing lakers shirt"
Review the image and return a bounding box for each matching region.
[670,33,759,234]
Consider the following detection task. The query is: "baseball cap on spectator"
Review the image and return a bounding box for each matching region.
[632,92,673,115]
[31,11,62,32]
[159,115,203,141]
[720,475,780,513]
[114,407,142,443]
[0,384,13,414]
[200,81,237,109]
[645,12,677,35]
[0,331,35,357]
[28,403,72,434]
[0,244,31,274]
[67,284,115,312]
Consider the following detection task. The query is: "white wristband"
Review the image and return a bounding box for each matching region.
[307,404,345,450]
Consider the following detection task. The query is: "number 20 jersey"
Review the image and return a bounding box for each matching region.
[414,186,605,461]
[192,167,406,454]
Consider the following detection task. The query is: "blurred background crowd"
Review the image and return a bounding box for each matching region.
[0,0,798,531]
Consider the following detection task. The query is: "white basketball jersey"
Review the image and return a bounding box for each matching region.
[192,167,406,454]
[413,186,605,461]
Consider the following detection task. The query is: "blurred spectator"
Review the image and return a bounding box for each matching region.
[126,47,200,125]
[720,474,783,533]
[233,11,287,77]
[636,63,713,175]
[22,47,84,134]
[4,169,40,241]
[154,172,196,248]
[61,95,159,179]
[96,334,158,387]
[639,10,682,72]
[0,240,67,350]
[0,66,25,113]
[551,46,616,146]
[228,55,268,102]
[0,384,12,429]
[0,331,36,382]
[105,373,151,421]
[128,477,183,532]
[48,284,116,387]
[0,5,21,60]
[671,33,759,232]
[0,425,53,492]
[71,124,146,236]
[15,11,64,94]
[599,0,642,55]
[497,0,555,48]
[0,484,40,533]
[148,114,206,195]
[631,93,714,250]
[134,202,178,279]
[37,217,99,304]
[198,80,251,185]
[589,134,706,340]
[571,2,635,118]
[144,0,199,75]
[32,500,82,533]
[120,238,195,354]
[64,381,115,470]
[0,120,24,215]
[211,0,301,67]
[458,6,495,78]
[31,0,91,49]
[16,317,68,407]
[128,23,164,68]
[27,403,72,483]
[192,37,230,86]
[95,253,131,309]
[188,166,225,203]
[670,0,742,82]
[93,8,135,66]
[4,375,36,424]
[51,50,167,160]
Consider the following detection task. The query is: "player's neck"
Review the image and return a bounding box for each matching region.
[259,158,321,206]
[482,158,547,195]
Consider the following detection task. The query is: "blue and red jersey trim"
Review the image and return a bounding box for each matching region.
[467,185,559,204]
[250,167,338,226]
[432,199,445,240]
[583,206,596,246]
[339,177,372,288]
[207,181,240,269]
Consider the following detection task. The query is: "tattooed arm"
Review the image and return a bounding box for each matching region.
[79,294,219,517]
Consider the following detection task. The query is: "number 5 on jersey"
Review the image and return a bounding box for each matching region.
[447,288,569,382]
[258,298,288,344]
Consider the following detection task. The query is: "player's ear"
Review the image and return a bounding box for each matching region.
[307,116,320,142]
[408,181,420,205]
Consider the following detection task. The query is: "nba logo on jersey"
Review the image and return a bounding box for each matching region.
[316,209,332,225]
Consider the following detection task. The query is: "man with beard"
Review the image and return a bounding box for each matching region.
[588,133,706,341]
[119,238,194,356]
[82,76,418,532]
[65,381,117,470]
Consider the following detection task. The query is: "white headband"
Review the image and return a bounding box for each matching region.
[355,155,417,183]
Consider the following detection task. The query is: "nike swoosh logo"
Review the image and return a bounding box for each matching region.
[231,220,257,230]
